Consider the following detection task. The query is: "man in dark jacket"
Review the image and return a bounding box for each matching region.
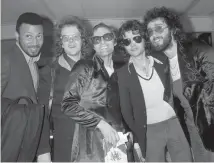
[143,6,214,161]
[1,12,51,162]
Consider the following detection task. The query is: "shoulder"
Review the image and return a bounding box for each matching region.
[116,62,129,73]
[71,59,94,75]
[115,63,130,83]
[1,48,15,70]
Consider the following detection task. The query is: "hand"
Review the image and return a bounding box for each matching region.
[37,152,51,162]
[128,132,134,144]
[164,34,178,59]
[134,143,145,162]
[97,120,119,148]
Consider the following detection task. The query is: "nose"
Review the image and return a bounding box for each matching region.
[31,37,39,46]
[68,38,75,43]
[130,39,136,47]
[100,37,105,43]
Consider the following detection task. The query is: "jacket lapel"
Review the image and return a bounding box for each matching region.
[15,46,37,101]
[128,64,147,123]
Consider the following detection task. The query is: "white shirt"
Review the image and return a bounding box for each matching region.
[104,60,114,76]
[169,54,181,82]
[131,56,176,124]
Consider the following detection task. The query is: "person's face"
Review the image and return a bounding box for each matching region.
[61,25,82,57]
[16,23,44,57]
[147,18,172,52]
[123,30,145,57]
[92,27,116,58]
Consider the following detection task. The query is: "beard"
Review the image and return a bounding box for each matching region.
[151,32,172,52]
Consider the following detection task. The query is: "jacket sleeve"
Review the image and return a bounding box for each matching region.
[1,54,11,94]
[37,65,52,155]
[61,61,102,129]
[36,107,51,155]
[107,72,131,132]
[37,65,52,109]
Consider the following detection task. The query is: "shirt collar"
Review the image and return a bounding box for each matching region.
[128,55,163,73]
[16,42,41,64]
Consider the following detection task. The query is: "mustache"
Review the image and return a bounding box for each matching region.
[28,45,41,48]
[153,37,163,41]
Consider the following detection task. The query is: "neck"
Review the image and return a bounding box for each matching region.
[164,40,178,59]
[100,54,113,68]
[67,52,81,62]
[131,52,148,68]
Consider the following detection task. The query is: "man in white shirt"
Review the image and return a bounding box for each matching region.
[144,6,214,161]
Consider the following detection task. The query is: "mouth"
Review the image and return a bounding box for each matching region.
[30,47,39,52]
[68,45,76,48]
[131,48,138,52]
[100,46,108,50]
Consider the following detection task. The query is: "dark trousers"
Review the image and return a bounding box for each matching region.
[52,116,75,162]
[146,117,192,162]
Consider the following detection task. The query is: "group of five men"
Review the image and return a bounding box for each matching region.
[1,6,214,162]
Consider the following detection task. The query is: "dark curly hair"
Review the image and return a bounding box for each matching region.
[117,20,149,56]
[54,16,92,58]
[143,7,187,44]
[118,20,145,46]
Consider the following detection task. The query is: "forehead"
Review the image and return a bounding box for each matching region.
[61,25,80,35]
[19,23,43,34]
[93,27,111,36]
[147,18,167,29]
[123,30,140,38]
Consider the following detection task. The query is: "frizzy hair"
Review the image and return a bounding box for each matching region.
[54,15,91,58]
[143,7,187,44]
[117,20,145,47]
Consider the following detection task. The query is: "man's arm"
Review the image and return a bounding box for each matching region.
[1,54,11,94]
[37,65,52,162]
[36,107,51,162]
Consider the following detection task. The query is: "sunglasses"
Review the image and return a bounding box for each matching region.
[61,35,81,42]
[147,26,168,37]
[91,33,114,45]
[122,36,143,46]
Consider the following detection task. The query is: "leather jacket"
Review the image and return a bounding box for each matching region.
[61,55,126,161]
[61,55,125,128]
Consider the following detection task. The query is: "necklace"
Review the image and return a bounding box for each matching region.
[170,66,179,76]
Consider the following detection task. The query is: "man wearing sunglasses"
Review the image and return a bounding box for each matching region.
[144,7,214,162]
[108,19,193,162]
[61,23,129,161]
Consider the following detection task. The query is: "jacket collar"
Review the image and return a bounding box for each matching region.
[93,55,122,80]
[16,42,40,64]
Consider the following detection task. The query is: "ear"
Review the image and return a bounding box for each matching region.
[15,32,19,41]
[114,40,117,46]
[172,28,180,35]
[170,30,176,43]
[61,42,64,49]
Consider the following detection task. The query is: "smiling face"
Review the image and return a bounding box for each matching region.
[123,30,145,57]
[16,23,44,57]
[61,25,82,57]
[93,27,116,58]
[147,18,172,52]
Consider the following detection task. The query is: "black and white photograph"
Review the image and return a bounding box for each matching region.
[1,0,214,162]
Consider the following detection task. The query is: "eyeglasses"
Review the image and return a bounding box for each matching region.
[147,26,168,37]
[61,35,81,42]
[122,36,143,46]
[91,33,114,45]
